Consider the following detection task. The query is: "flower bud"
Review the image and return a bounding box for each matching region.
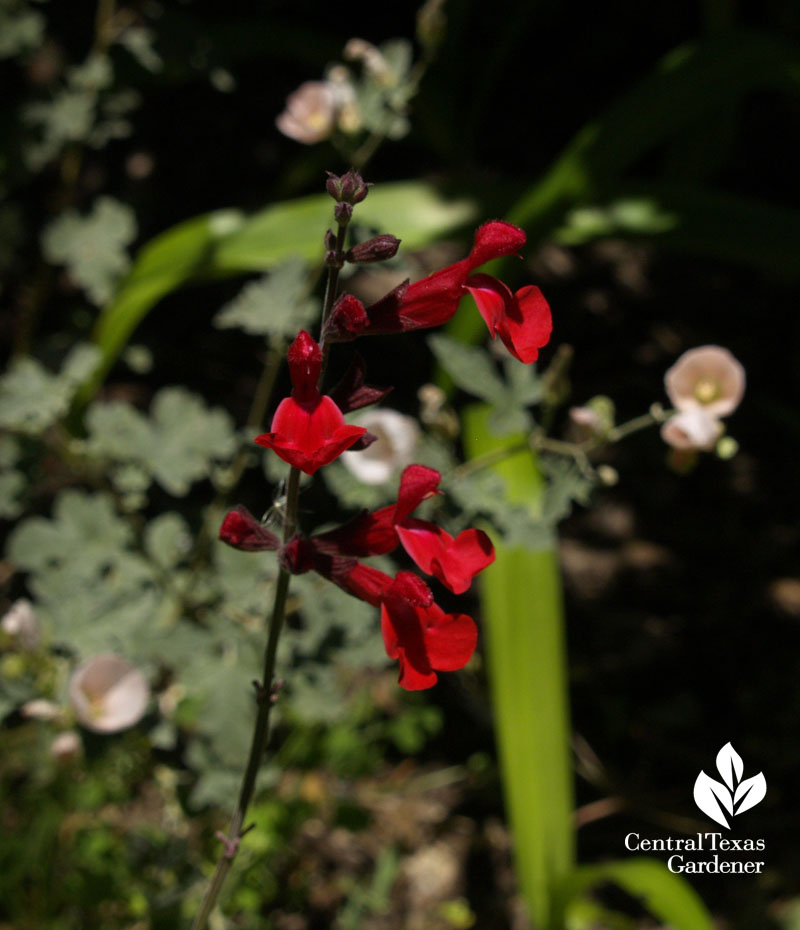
[326,168,370,204]
[1,598,40,650]
[219,505,281,552]
[334,202,353,225]
[51,730,82,763]
[324,293,369,342]
[346,234,401,264]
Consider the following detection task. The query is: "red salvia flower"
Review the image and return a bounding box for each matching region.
[310,464,494,594]
[255,331,367,475]
[284,547,477,690]
[380,590,478,691]
[362,220,527,334]
[464,273,553,364]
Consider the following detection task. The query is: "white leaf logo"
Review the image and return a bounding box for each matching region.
[693,743,766,828]
[716,742,743,789]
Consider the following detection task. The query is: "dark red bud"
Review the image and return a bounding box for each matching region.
[326,168,370,204]
[219,506,281,551]
[279,535,316,574]
[325,249,343,268]
[346,234,401,264]
[324,229,337,250]
[324,293,369,342]
[334,202,353,225]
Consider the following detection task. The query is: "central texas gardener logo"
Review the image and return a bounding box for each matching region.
[693,742,766,829]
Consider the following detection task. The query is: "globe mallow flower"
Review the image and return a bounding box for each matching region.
[664,345,745,418]
[275,80,341,144]
[68,654,150,733]
[255,331,367,475]
[660,408,723,451]
[340,408,419,485]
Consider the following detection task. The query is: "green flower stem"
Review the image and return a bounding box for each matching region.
[190,464,301,930]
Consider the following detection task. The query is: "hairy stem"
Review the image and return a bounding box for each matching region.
[190,465,301,930]
[190,200,347,927]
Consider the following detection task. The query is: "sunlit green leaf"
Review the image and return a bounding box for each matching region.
[564,858,714,930]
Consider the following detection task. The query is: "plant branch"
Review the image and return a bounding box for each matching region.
[189,465,301,930]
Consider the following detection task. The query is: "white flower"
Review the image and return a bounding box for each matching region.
[50,730,82,762]
[664,345,745,418]
[22,699,62,721]
[661,409,723,451]
[69,654,150,734]
[1,598,40,650]
[341,409,419,485]
[275,80,340,144]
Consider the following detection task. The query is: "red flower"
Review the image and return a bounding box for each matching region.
[363,221,527,334]
[395,522,494,595]
[255,331,366,475]
[464,274,552,364]
[381,595,477,691]
[288,549,477,690]
[312,464,494,594]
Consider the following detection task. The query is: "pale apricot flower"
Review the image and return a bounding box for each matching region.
[69,654,150,734]
[661,409,723,451]
[341,409,419,485]
[50,730,82,762]
[22,699,62,721]
[664,345,745,418]
[275,81,340,144]
[1,598,40,649]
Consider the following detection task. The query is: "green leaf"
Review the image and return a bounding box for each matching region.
[144,513,192,570]
[564,858,714,930]
[117,26,163,73]
[210,181,476,273]
[0,5,45,59]
[463,405,574,930]
[213,258,319,339]
[0,344,101,434]
[554,185,800,281]
[510,31,800,247]
[8,490,133,576]
[428,334,505,402]
[79,209,244,404]
[23,91,96,170]
[6,490,161,654]
[0,471,25,520]
[42,197,137,305]
[85,387,237,496]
